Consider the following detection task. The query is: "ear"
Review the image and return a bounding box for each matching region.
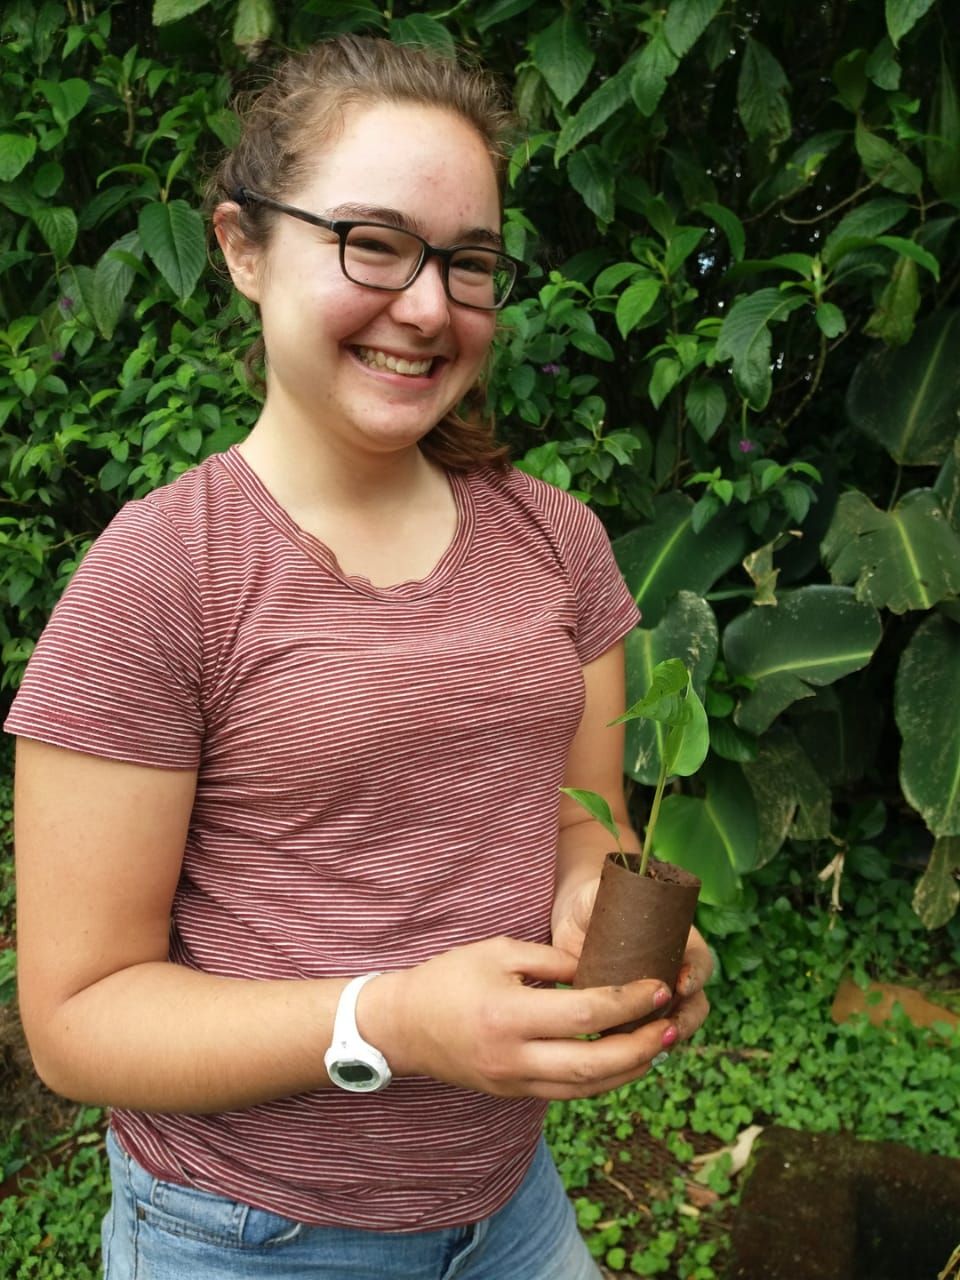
[213,202,263,303]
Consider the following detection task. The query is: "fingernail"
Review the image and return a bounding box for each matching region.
[661,1024,679,1048]
[653,986,671,1008]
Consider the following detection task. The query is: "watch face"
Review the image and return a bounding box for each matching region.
[336,1061,378,1087]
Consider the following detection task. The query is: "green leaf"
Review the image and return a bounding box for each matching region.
[742,727,832,865]
[36,78,90,127]
[0,133,36,181]
[390,14,455,55]
[649,357,681,409]
[833,49,869,112]
[559,787,622,849]
[631,29,679,117]
[32,205,77,262]
[570,330,614,360]
[33,160,64,198]
[651,759,759,906]
[699,201,745,263]
[531,14,595,107]
[663,0,722,59]
[927,51,960,199]
[896,615,960,836]
[615,279,661,338]
[724,585,882,735]
[555,60,635,161]
[233,0,276,48]
[864,253,919,347]
[567,146,615,223]
[912,836,960,928]
[613,492,748,628]
[846,309,960,466]
[685,378,726,440]
[823,489,960,614]
[822,196,909,265]
[475,0,537,34]
[874,236,940,280]
[713,287,806,410]
[737,39,791,146]
[865,36,901,90]
[138,199,205,300]
[177,426,202,456]
[885,0,936,47]
[815,302,847,338]
[854,119,922,194]
[152,0,210,22]
[92,231,140,339]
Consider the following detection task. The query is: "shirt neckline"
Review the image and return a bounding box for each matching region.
[217,446,476,601]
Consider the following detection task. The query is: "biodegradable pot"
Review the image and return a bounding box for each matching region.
[573,853,701,1033]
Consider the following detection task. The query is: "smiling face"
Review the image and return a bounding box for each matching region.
[218,101,501,462]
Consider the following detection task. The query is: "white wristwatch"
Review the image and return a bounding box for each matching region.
[324,972,393,1093]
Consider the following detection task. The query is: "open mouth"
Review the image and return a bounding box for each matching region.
[354,346,437,377]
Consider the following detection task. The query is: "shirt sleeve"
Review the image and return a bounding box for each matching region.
[524,475,641,665]
[4,498,204,768]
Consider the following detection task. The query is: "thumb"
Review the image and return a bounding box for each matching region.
[503,939,579,985]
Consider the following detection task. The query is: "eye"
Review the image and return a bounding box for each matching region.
[451,251,497,278]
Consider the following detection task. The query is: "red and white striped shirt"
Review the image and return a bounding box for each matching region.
[6,447,639,1230]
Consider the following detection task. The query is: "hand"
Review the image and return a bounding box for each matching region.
[362,936,685,1102]
[550,874,600,961]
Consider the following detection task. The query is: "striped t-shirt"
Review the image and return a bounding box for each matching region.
[6,447,640,1230]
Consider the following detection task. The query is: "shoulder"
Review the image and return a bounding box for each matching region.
[467,465,607,542]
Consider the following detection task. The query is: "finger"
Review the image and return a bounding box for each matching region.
[516,977,671,1040]
[519,1019,669,1096]
[671,989,710,1042]
[675,925,713,996]
[494,937,580,986]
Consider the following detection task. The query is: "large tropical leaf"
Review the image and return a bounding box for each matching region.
[623,592,718,785]
[741,727,832,866]
[613,493,747,627]
[846,308,960,466]
[530,13,594,106]
[822,488,960,613]
[650,758,759,906]
[724,586,882,734]
[896,613,960,837]
[912,836,960,928]
[138,199,205,300]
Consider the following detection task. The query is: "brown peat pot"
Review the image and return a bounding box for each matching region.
[573,853,701,1033]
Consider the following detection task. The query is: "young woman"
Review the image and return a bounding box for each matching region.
[7,35,711,1280]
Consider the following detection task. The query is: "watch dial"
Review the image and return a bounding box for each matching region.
[337,1062,378,1086]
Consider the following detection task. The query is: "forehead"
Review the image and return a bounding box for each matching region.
[291,101,501,231]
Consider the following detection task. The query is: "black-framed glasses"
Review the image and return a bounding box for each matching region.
[235,188,523,311]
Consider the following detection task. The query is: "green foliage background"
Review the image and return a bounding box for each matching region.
[1,0,960,930]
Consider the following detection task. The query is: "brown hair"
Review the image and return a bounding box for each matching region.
[208,35,516,470]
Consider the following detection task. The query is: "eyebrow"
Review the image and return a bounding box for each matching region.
[326,203,503,250]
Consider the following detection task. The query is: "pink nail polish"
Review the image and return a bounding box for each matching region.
[661,1024,679,1048]
[653,986,671,1008]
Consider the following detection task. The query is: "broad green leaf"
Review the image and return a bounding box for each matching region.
[664,226,706,276]
[233,0,277,49]
[390,14,455,55]
[685,378,726,440]
[475,0,537,34]
[555,60,635,161]
[875,235,940,280]
[885,0,936,47]
[36,78,90,127]
[912,836,960,928]
[724,586,882,734]
[927,51,960,199]
[896,614,960,836]
[138,199,205,300]
[567,146,615,223]
[631,29,679,117]
[833,49,868,112]
[622,593,718,786]
[58,264,96,321]
[613,492,748,627]
[815,302,847,338]
[822,196,908,265]
[865,36,901,90]
[846,308,960,465]
[742,727,832,865]
[663,0,722,58]
[152,0,210,22]
[33,161,64,198]
[792,684,881,788]
[863,253,919,346]
[0,133,36,181]
[934,439,960,531]
[748,130,846,211]
[649,357,681,409]
[92,231,141,339]
[615,659,709,781]
[651,759,759,906]
[854,119,922,194]
[559,787,621,848]
[32,205,77,262]
[699,201,745,263]
[615,278,661,338]
[737,39,791,146]
[713,287,806,410]
[531,14,594,107]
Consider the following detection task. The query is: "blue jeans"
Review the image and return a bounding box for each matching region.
[101,1127,602,1279]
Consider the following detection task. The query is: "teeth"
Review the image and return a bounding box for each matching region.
[356,347,433,376]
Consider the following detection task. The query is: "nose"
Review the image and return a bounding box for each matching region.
[388,256,451,335]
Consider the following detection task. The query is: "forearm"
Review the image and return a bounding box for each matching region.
[28,961,404,1114]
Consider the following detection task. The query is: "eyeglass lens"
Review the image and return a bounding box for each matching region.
[342,225,514,308]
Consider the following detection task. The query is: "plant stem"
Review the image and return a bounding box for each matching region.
[639,768,669,878]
